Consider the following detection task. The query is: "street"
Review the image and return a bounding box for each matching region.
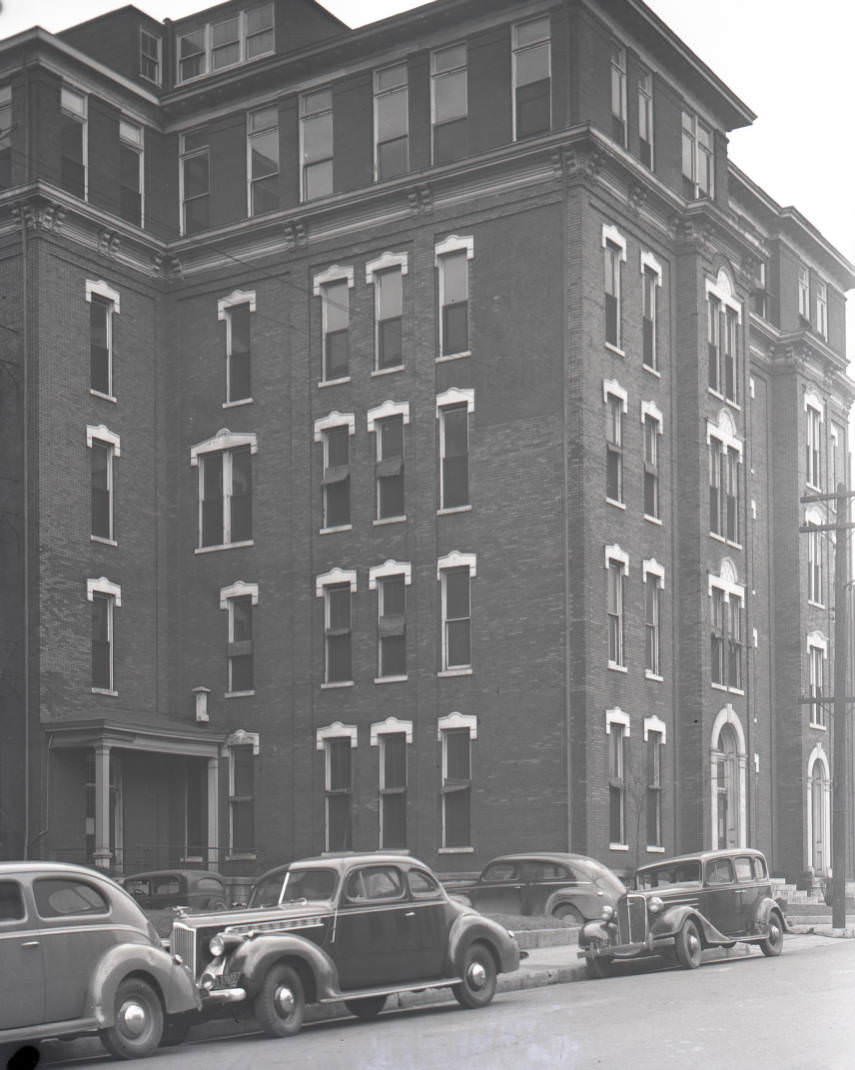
[41,934,855,1069]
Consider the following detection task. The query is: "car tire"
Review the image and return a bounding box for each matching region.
[584,952,611,979]
[206,897,228,911]
[159,1014,193,1047]
[99,977,164,1059]
[552,903,584,926]
[452,942,498,1009]
[674,919,703,969]
[254,963,305,1037]
[344,995,387,1019]
[759,910,784,957]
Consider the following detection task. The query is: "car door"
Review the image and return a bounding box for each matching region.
[405,867,449,979]
[0,879,45,1030]
[732,855,762,932]
[520,861,577,916]
[331,864,415,989]
[701,857,740,935]
[470,861,524,914]
[33,875,116,1023]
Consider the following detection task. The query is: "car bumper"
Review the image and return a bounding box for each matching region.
[201,986,247,1005]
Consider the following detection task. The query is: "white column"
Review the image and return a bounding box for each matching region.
[93,743,112,870]
[207,757,220,870]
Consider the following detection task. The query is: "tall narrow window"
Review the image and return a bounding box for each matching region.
[375,415,404,520]
[438,400,470,510]
[318,275,351,381]
[710,568,744,692]
[637,70,653,168]
[139,29,161,84]
[808,640,827,728]
[646,729,663,847]
[88,428,119,541]
[181,130,209,235]
[711,586,725,686]
[607,555,626,668]
[643,411,661,519]
[60,87,86,199]
[377,573,406,679]
[228,743,255,854]
[300,89,333,201]
[798,266,810,321]
[682,109,713,199]
[440,717,474,848]
[0,85,11,190]
[118,120,143,226]
[321,424,351,529]
[374,267,403,370]
[604,240,622,349]
[222,298,252,404]
[89,295,113,396]
[212,15,241,71]
[816,280,828,340]
[708,295,721,393]
[88,578,121,693]
[193,436,255,548]
[324,583,353,684]
[437,247,470,357]
[608,718,626,845]
[246,3,275,58]
[222,586,256,694]
[644,564,663,677]
[723,308,738,402]
[605,391,624,504]
[379,731,407,848]
[642,264,658,370]
[723,443,740,544]
[432,44,467,165]
[441,566,472,672]
[709,430,741,544]
[830,426,843,510]
[248,106,279,216]
[324,736,353,850]
[727,593,743,690]
[512,17,550,140]
[178,27,206,81]
[806,403,822,489]
[374,63,409,181]
[610,45,627,145]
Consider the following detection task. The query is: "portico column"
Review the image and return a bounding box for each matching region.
[92,742,112,870]
[207,756,220,870]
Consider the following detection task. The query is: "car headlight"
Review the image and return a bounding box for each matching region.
[200,972,215,992]
[209,934,226,957]
[601,904,614,921]
[648,896,664,914]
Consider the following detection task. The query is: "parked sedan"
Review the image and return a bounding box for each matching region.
[121,869,229,938]
[0,861,199,1059]
[169,852,522,1037]
[451,852,625,924]
[578,848,785,977]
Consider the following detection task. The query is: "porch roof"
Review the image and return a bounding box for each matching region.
[44,716,223,758]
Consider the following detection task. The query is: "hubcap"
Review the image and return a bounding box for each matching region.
[688,933,700,955]
[118,1000,148,1039]
[467,961,487,989]
[274,985,296,1017]
[770,924,781,943]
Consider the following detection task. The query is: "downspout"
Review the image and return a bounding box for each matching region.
[20,204,30,858]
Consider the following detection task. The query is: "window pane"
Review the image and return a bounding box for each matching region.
[445,568,470,619]
[434,68,467,123]
[328,738,351,790]
[383,733,407,788]
[445,728,470,781]
[444,788,470,847]
[328,585,351,630]
[302,111,332,163]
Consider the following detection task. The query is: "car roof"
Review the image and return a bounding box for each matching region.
[276,853,425,875]
[121,868,226,882]
[0,861,114,879]
[482,853,602,866]
[636,848,765,871]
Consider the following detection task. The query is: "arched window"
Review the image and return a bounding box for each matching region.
[806,747,830,875]
[710,706,746,848]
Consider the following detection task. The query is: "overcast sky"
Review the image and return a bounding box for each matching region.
[3,0,854,355]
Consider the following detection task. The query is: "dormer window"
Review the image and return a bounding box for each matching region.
[177,3,274,84]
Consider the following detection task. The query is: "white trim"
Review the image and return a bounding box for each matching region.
[437,711,477,740]
[640,250,663,284]
[370,717,413,746]
[315,722,358,750]
[86,424,121,456]
[87,576,122,606]
[434,234,474,264]
[640,400,663,428]
[365,251,409,283]
[643,714,667,743]
[605,707,630,735]
[217,288,256,318]
[642,558,665,587]
[224,728,260,756]
[805,743,831,874]
[219,580,259,609]
[436,387,475,414]
[604,544,629,572]
[706,409,742,454]
[708,558,743,599]
[805,506,823,527]
[601,223,627,259]
[85,279,121,312]
[367,400,410,432]
[315,568,357,597]
[312,264,354,295]
[369,560,412,589]
[804,390,825,421]
[190,429,257,465]
[710,704,747,849]
[313,411,356,441]
[807,631,828,654]
[603,378,628,411]
[437,551,477,579]
[705,268,742,324]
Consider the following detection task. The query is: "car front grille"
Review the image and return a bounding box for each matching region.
[171,922,196,976]
[616,894,647,944]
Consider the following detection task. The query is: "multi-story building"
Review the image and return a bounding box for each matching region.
[0,0,850,883]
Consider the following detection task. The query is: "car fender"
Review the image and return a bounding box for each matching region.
[652,905,730,946]
[544,889,598,919]
[85,942,200,1026]
[754,895,787,932]
[447,912,519,974]
[578,919,610,948]
[226,933,339,1001]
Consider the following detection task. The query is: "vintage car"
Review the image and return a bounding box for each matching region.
[578,848,785,978]
[0,861,199,1059]
[449,852,625,924]
[121,868,230,938]
[169,852,522,1037]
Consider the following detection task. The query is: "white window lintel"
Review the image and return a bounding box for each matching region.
[434,234,474,264]
[87,576,122,606]
[602,223,627,260]
[365,251,409,283]
[436,387,475,415]
[641,399,663,428]
[86,424,121,456]
[225,728,260,756]
[642,558,665,586]
[437,711,477,741]
[313,265,355,296]
[367,400,410,432]
[370,716,414,746]
[640,250,663,283]
[316,722,358,750]
[643,714,667,743]
[369,560,413,589]
[437,551,477,580]
[604,544,629,572]
[219,580,259,609]
[190,429,257,466]
[603,378,628,412]
[218,289,257,319]
[316,568,358,597]
[314,411,356,441]
[86,279,121,312]
[804,390,825,421]
[605,707,631,735]
[807,631,828,654]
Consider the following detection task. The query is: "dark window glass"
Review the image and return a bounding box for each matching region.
[326,585,352,682]
[118,143,141,225]
[91,594,111,690]
[230,446,252,542]
[229,304,251,402]
[516,80,549,139]
[201,452,224,546]
[90,296,110,395]
[34,878,108,917]
[91,440,111,539]
[441,405,469,509]
[0,881,25,921]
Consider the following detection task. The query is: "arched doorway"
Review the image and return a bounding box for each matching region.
[806,746,830,875]
[710,705,747,849]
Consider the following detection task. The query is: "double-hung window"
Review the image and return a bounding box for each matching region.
[181,129,210,235]
[607,710,628,847]
[300,89,333,201]
[88,578,121,693]
[317,570,356,686]
[227,737,257,856]
[377,729,408,848]
[218,290,255,405]
[710,566,744,691]
[816,281,828,340]
[708,420,742,545]
[681,109,714,199]
[314,266,352,381]
[439,552,476,673]
[806,510,823,605]
[322,732,354,851]
[87,280,120,398]
[645,723,664,848]
[0,85,11,190]
[807,636,828,728]
[641,253,661,370]
[191,431,256,549]
[248,106,279,216]
[798,266,810,322]
[805,398,822,489]
[368,402,408,522]
[139,29,162,84]
[610,45,627,145]
[604,381,626,505]
[370,562,411,681]
[366,252,406,371]
[431,44,467,165]
[118,120,143,226]
[439,713,476,849]
[177,4,274,82]
[603,226,626,349]
[606,547,628,669]
[60,87,86,199]
[707,275,741,403]
[315,413,354,530]
[374,63,409,181]
[437,389,472,511]
[88,426,120,542]
[221,582,257,694]
[643,560,664,678]
[436,235,473,357]
[642,403,662,520]
[637,70,654,168]
[512,17,550,140]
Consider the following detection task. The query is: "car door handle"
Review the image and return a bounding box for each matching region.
[20,940,39,948]
[404,911,416,917]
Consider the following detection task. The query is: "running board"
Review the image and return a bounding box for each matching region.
[320,977,462,1004]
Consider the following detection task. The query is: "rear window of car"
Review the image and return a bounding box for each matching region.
[481,862,517,881]
[520,862,570,881]
[152,878,182,896]
[705,859,734,885]
[733,857,754,882]
[0,881,25,922]
[408,869,441,898]
[196,877,225,893]
[346,866,404,901]
[34,878,109,917]
[752,856,767,879]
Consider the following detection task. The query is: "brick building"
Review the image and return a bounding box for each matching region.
[0,0,851,883]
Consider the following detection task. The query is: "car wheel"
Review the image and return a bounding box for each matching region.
[344,995,387,1019]
[584,952,611,979]
[159,1014,193,1047]
[206,897,228,911]
[254,963,305,1037]
[99,977,164,1059]
[674,919,703,969]
[759,910,784,957]
[552,903,584,926]
[452,942,498,1009]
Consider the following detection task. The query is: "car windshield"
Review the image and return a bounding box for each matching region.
[583,860,626,896]
[636,861,702,889]
[249,867,337,907]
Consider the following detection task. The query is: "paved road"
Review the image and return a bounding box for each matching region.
[42,934,855,1068]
